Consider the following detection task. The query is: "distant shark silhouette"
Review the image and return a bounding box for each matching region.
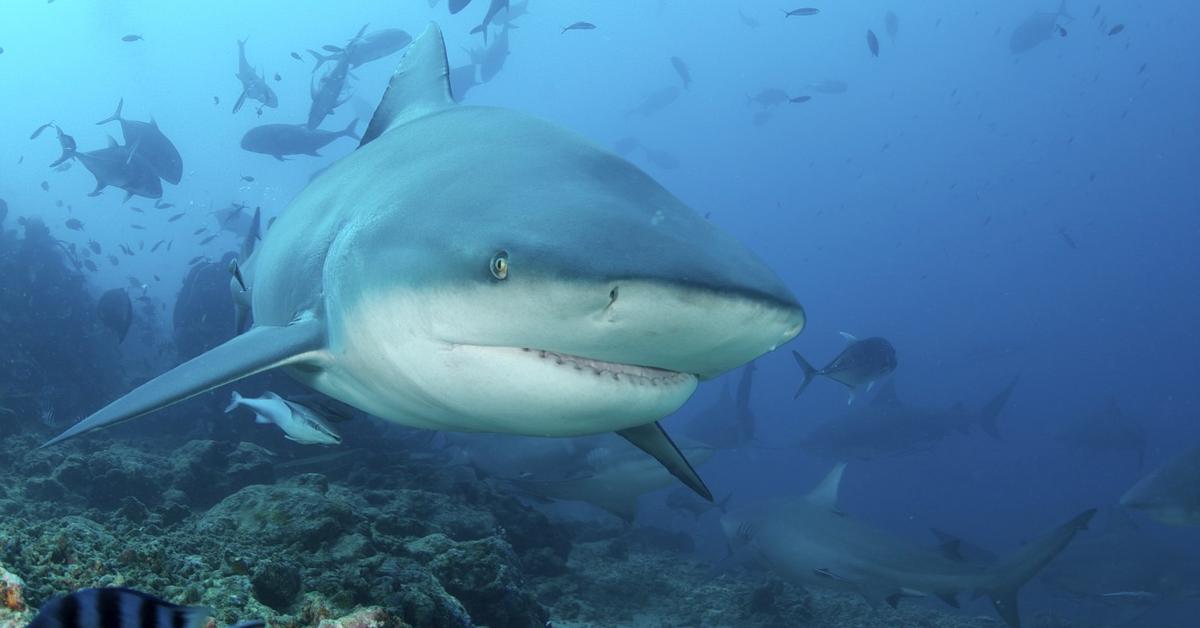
[722,464,1095,627]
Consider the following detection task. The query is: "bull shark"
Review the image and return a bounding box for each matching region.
[796,378,1018,460]
[721,464,1096,627]
[43,24,804,501]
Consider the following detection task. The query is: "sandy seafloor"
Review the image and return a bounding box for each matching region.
[0,432,1104,628]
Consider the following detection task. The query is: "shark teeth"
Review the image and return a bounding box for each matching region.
[521,347,689,385]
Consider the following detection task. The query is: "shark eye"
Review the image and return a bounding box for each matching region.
[490,250,509,280]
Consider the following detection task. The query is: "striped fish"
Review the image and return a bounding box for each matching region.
[30,587,263,628]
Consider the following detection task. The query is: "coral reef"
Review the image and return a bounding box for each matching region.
[0,428,1105,627]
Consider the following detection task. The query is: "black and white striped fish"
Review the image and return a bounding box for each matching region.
[30,587,263,628]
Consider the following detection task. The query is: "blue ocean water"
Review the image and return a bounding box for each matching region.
[0,1,1197,627]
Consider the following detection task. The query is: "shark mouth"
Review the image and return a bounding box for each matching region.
[514,347,694,386]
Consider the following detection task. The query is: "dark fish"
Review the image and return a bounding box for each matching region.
[561,21,596,33]
[193,227,207,235]
[274,72,281,81]
[1057,226,1078,249]
[213,95,220,105]
[241,175,255,182]
[789,95,812,103]
[96,289,133,343]
[290,51,302,61]
[154,200,174,209]
[30,122,56,139]
[866,29,880,57]
[782,8,819,17]
[29,587,263,628]
[88,240,102,254]
[885,10,899,41]
[83,259,98,272]
[65,218,84,231]
[121,34,143,42]
[738,8,760,29]
[130,224,146,230]
[1057,25,1068,37]
[1093,4,1101,18]
[167,213,184,222]
[131,206,145,213]
[241,120,360,160]
[233,40,278,114]
[107,255,120,266]
[792,333,898,404]
[669,56,691,89]
[188,255,206,265]
[1108,24,1125,36]
[150,240,165,252]
[200,234,217,245]
[41,180,50,191]
[95,98,185,185]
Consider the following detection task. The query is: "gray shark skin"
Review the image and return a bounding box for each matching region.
[44,24,804,500]
[95,98,184,185]
[796,377,1017,460]
[1120,446,1200,526]
[684,361,756,449]
[721,464,1096,627]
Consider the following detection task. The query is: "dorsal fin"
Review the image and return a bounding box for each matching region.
[360,22,454,147]
[806,462,846,510]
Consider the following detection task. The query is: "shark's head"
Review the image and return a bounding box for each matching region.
[321,106,803,436]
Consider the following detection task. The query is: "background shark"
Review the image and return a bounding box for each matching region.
[721,464,1095,627]
[795,378,1018,460]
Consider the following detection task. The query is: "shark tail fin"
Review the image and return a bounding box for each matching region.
[42,317,326,448]
[224,391,243,414]
[791,351,819,399]
[96,97,124,125]
[978,376,1019,439]
[984,508,1096,628]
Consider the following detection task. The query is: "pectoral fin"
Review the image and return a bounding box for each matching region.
[43,316,326,447]
[616,422,712,501]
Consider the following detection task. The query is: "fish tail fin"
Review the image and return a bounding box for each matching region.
[983,509,1095,627]
[978,376,1019,439]
[341,117,361,140]
[791,351,818,399]
[95,97,124,125]
[224,391,243,413]
[307,49,330,72]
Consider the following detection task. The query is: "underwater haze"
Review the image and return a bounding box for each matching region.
[1,1,1198,627]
